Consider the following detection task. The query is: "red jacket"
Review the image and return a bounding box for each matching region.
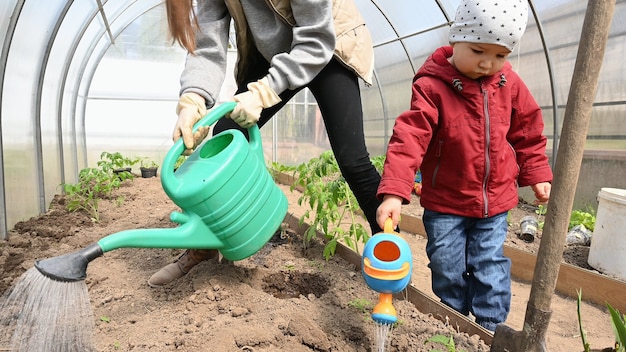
[377,46,553,218]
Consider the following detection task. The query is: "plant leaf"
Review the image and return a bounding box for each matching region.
[607,303,626,352]
[577,289,591,352]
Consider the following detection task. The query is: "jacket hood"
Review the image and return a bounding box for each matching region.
[416,46,512,95]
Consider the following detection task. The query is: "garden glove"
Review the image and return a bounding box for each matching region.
[174,92,208,155]
[231,77,281,128]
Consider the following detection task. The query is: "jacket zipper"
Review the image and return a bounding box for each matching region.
[482,87,491,218]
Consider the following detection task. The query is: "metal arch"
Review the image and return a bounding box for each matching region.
[53,3,104,185]
[368,0,416,73]
[68,1,163,173]
[74,0,164,169]
[528,0,560,167]
[434,0,454,23]
[367,0,415,151]
[34,1,74,216]
[0,0,26,239]
[54,6,98,189]
[366,0,457,151]
[95,0,115,44]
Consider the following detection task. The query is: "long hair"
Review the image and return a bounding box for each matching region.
[165,0,198,52]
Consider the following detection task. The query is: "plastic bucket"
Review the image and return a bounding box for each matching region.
[587,188,626,280]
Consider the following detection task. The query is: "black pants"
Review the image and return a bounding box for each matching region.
[213,58,382,234]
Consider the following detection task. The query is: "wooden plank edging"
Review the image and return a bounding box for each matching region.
[399,212,626,314]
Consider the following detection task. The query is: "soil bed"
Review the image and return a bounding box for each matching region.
[0,176,617,351]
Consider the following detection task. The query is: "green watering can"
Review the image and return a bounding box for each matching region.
[35,102,288,282]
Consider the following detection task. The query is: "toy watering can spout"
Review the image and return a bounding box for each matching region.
[35,102,288,282]
[362,219,413,325]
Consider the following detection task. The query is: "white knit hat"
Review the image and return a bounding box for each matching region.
[449,0,529,51]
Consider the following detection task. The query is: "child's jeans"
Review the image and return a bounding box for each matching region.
[422,209,511,332]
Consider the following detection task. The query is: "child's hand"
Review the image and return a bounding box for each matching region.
[531,182,551,205]
[376,195,403,230]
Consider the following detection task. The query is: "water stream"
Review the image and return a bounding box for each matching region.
[373,322,394,352]
[0,268,96,351]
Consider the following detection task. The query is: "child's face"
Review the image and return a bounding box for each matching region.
[449,42,512,80]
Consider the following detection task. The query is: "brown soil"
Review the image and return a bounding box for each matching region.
[0,176,617,351]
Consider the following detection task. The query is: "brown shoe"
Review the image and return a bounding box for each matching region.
[147,249,219,287]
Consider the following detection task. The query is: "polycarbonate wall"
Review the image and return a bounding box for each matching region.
[1,0,625,239]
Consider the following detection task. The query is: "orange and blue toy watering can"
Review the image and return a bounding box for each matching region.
[361,219,413,325]
[35,102,288,282]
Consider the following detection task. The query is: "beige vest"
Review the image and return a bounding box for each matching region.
[224,0,375,86]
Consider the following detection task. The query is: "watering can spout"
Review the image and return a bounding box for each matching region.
[34,211,224,282]
[96,210,223,252]
[35,243,103,282]
[372,293,398,325]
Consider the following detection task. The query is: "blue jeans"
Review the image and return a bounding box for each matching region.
[422,209,511,331]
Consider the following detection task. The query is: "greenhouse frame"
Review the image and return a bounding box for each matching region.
[1,0,626,351]
[2,0,625,238]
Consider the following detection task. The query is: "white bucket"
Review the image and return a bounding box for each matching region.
[587,188,626,281]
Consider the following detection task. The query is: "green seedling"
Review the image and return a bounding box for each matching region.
[577,289,626,352]
[348,298,373,314]
[425,334,466,352]
[569,208,596,232]
[308,260,324,270]
[535,204,547,216]
[173,155,187,170]
[577,290,591,352]
[140,157,159,169]
[100,316,111,323]
[287,151,382,260]
[62,168,105,222]
[608,303,626,352]
[61,151,140,222]
[98,151,140,173]
[269,161,296,181]
[370,154,386,174]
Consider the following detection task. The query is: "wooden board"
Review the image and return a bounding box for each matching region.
[400,212,626,314]
[504,245,626,313]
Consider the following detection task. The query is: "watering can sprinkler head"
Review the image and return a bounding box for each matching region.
[35,243,103,282]
[372,293,398,325]
[361,219,413,325]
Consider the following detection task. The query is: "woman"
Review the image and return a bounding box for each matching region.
[148,0,382,287]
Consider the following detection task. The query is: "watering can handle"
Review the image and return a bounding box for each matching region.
[383,218,394,233]
[161,101,263,173]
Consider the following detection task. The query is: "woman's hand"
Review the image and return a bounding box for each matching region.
[230,78,281,128]
[173,92,208,155]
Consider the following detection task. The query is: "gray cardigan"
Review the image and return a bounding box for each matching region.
[179,0,335,109]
